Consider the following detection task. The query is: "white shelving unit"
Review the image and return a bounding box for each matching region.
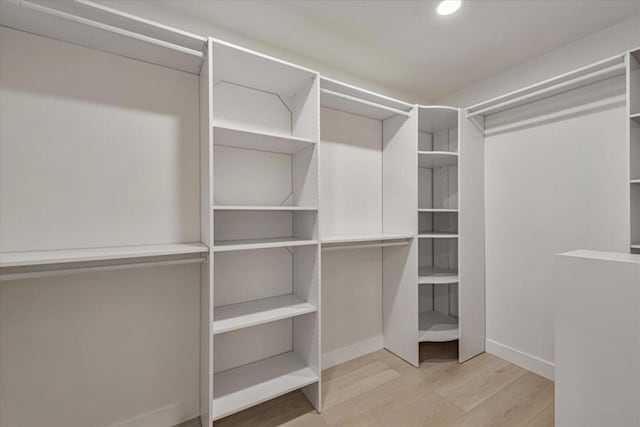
[629,49,640,254]
[209,39,321,422]
[417,106,460,347]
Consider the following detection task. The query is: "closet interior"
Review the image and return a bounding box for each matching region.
[630,48,640,254]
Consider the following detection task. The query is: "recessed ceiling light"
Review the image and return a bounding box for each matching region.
[437,0,462,16]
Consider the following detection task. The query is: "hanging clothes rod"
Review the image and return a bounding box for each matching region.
[0,257,206,281]
[465,54,626,120]
[322,241,409,251]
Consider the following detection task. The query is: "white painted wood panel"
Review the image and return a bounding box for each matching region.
[555,251,640,427]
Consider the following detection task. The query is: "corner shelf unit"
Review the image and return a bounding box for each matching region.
[629,49,640,254]
[417,106,461,347]
[207,39,321,423]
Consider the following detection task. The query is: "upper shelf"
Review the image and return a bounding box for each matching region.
[418,151,459,168]
[212,38,317,98]
[213,124,316,154]
[319,77,412,121]
[0,243,209,268]
[0,0,206,74]
[419,208,459,213]
[466,54,626,119]
[321,233,413,245]
[631,113,640,126]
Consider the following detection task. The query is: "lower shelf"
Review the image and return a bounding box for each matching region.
[213,294,317,335]
[418,267,459,284]
[213,352,318,421]
[419,311,459,342]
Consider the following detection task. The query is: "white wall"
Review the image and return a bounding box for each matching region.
[0,28,200,427]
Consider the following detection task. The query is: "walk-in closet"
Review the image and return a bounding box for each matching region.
[1,1,640,426]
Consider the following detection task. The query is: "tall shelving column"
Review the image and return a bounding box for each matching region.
[628,49,640,254]
[208,40,321,422]
[416,107,460,344]
[416,106,485,363]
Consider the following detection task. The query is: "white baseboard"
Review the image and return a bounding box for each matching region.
[486,339,554,381]
[110,397,199,427]
[322,335,384,370]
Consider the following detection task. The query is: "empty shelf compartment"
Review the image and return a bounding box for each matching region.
[419,311,459,342]
[213,294,317,335]
[212,351,318,420]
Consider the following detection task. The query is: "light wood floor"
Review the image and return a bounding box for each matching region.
[191,342,554,427]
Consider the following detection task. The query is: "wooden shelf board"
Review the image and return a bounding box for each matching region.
[212,352,318,421]
[213,125,315,154]
[418,233,459,239]
[419,311,459,342]
[321,233,413,245]
[418,151,459,168]
[0,243,208,268]
[418,208,459,213]
[213,237,318,252]
[214,205,318,211]
[418,267,459,284]
[320,88,410,121]
[213,294,317,335]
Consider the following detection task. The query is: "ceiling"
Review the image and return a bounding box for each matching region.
[156,0,640,101]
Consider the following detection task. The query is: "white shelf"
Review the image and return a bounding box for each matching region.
[0,243,208,268]
[213,237,318,252]
[214,205,318,211]
[418,233,459,239]
[213,125,316,154]
[632,244,640,250]
[631,180,640,185]
[213,294,317,335]
[212,39,316,98]
[418,208,459,213]
[466,54,626,118]
[0,0,206,74]
[418,267,459,284]
[320,77,413,114]
[320,88,410,121]
[321,233,413,244]
[419,311,459,342]
[418,151,459,168]
[631,113,640,125]
[212,351,318,421]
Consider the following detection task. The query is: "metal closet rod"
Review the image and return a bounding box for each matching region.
[0,257,206,281]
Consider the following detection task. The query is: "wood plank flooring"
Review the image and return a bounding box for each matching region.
[196,342,554,427]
